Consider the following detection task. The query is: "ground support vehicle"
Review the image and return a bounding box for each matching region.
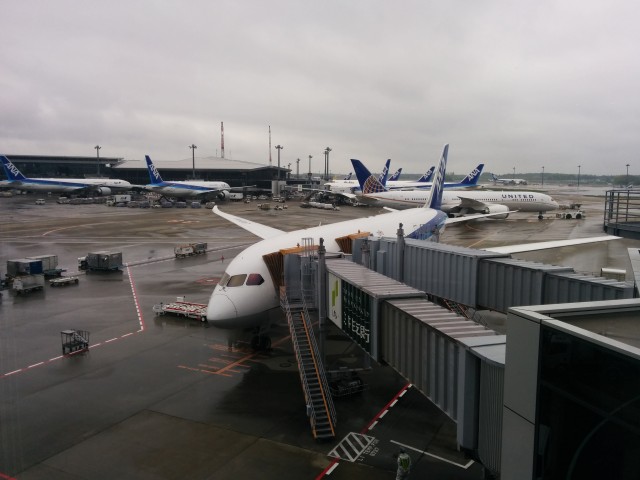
[50,276,79,287]
[61,330,90,354]
[12,274,45,295]
[328,370,368,398]
[153,300,208,322]
[79,251,123,271]
[174,242,208,258]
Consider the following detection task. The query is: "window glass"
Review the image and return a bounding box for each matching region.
[227,274,247,287]
[246,273,264,286]
[218,272,230,287]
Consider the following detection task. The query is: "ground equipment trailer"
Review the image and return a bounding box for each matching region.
[153,299,208,322]
[174,242,208,258]
[50,276,79,287]
[12,274,45,295]
[79,251,123,271]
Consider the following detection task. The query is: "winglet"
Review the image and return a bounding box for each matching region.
[352,159,387,194]
[426,144,448,210]
[459,163,484,186]
[145,155,164,185]
[1,155,27,181]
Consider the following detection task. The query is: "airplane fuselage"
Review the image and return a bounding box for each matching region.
[356,190,558,213]
[146,181,231,198]
[6,178,132,194]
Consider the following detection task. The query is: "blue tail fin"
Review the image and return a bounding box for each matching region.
[352,159,388,194]
[1,156,27,181]
[343,172,352,180]
[145,155,164,185]
[427,144,448,210]
[417,166,435,183]
[490,173,498,182]
[388,168,402,181]
[459,163,484,186]
[377,159,391,185]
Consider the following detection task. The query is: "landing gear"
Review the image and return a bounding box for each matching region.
[250,335,272,351]
[538,213,544,220]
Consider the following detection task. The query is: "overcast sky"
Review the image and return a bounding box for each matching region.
[2,1,639,176]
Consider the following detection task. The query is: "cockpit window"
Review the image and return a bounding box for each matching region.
[218,272,230,287]
[227,274,247,287]
[246,273,264,286]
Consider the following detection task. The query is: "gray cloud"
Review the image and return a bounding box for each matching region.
[1,0,639,176]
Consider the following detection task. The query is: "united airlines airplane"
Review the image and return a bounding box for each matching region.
[1,155,132,195]
[351,159,557,219]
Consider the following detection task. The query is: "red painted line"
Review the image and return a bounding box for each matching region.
[127,266,146,331]
[360,383,412,434]
[0,471,17,480]
[315,459,339,479]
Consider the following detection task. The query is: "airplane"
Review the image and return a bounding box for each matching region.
[350,159,556,219]
[324,159,391,194]
[0,155,133,195]
[143,155,244,200]
[205,144,520,347]
[342,173,352,180]
[490,173,528,185]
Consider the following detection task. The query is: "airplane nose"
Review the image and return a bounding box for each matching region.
[206,293,239,328]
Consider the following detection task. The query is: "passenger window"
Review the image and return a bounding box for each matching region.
[218,272,230,286]
[246,273,264,286]
[227,274,247,287]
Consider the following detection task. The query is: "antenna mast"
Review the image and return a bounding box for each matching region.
[220,122,225,159]
[269,125,272,166]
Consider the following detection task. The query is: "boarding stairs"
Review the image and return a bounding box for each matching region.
[280,286,337,441]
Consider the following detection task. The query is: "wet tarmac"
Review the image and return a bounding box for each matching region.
[0,190,635,479]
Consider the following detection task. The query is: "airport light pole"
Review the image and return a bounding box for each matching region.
[189,144,197,179]
[94,145,101,177]
[626,163,630,187]
[308,155,312,182]
[324,147,332,180]
[541,166,544,187]
[287,163,291,180]
[512,166,515,179]
[577,165,581,191]
[296,158,300,178]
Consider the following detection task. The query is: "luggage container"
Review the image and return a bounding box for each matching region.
[7,258,44,277]
[27,254,64,277]
[61,329,90,354]
[174,242,208,258]
[82,251,123,271]
[12,274,45,294]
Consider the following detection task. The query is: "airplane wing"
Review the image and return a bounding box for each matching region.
[484,236,620,254]
[445,211,518,224]
[212,206,286,239]
[455,196,491,211]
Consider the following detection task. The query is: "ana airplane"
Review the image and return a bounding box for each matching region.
[206,144,512,347]
[490,173,528,185]
[0,155,132,195]
[143,155,243,200]
[388,168,403,181]
[351,159,556,219]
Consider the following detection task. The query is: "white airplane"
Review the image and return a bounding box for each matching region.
[143,155,243,200]
[490,173,528,185]
[350,159,557,219]
[205,144,616,348]
[1,155,132,195]
[324,159,391,194]
[205,145,521,346]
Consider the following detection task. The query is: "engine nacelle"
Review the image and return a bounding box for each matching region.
[94,187,112,195]
[217,190,229,200]
[482,204,509,219]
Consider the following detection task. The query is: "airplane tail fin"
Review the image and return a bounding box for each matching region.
[352,159,388,194]
[417,166,435,183]
[426,144,448,210]
[490,173,498,182]
[145,155,164,185]
[388,168,402,182]
[377,159,391,186]
[1,156,27,181]
[343,172,352,180]
[459,163,484,186]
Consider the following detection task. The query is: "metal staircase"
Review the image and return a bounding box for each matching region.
[280,286,337,441]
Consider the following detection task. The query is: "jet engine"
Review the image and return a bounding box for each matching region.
[482,204,509,219]
[217,190,229,200]
[93,187,112,195]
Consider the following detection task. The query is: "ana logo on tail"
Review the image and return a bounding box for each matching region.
[145,156,163,183]
[1,156,25,180]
